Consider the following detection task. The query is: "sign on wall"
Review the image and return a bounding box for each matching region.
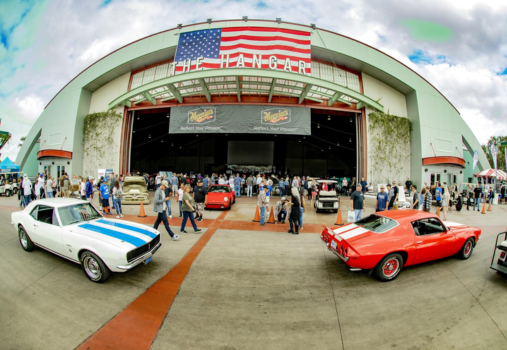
[169,105,311,135]
[171,27,311,76]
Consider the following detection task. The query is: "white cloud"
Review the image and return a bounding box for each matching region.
[460,108,507,144]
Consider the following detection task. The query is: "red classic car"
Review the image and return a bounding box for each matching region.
[321,210,481,281]
[205,185,236,210]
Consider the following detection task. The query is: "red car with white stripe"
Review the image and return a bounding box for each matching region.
[321,210,481,281]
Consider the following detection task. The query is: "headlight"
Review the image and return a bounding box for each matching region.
[224,197,228,201]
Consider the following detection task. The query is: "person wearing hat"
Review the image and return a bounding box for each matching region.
[193,178,208,222]
[99,179,111,215]
[274,197,288,224]
[154,180,179,240]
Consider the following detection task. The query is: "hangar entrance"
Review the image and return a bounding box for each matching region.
[129,108,358,178]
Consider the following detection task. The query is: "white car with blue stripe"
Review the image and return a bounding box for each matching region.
[11,198,162,283]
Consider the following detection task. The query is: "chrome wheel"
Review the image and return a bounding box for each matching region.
[82,254,102,281]
[20,230,28,249]
[383,258,400,278]
[464,241,473,258]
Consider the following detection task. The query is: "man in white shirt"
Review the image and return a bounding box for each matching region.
[80,178,86,200]
[156,173,162,189]
[46,177,53,198]
[218,176,226,185]
[255,174,262,195]
[22,175,32,206]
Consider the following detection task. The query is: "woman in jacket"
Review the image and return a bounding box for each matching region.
[180,184,202,234]
[288,187,301,234]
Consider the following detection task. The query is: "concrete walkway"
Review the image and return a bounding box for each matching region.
[1,194,507,349]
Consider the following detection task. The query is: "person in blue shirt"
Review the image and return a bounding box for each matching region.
[203,175,209,189]
[284,178,290,196]
[234,173,241,197]
[99,179,111,215]
[279,177,285,197]
[375,185,389,211]
[435,182,443,217]
[360,178,368,194]
[85,177,94,202]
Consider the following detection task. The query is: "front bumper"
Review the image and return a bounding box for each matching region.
[117,242,161,270]
[206,203,229,209]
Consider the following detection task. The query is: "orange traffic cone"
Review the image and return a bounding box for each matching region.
[252,205,261,222]
[481,201,486,214]
[267,206,275,224]
[138,202,147,218]
[487,200,492,211]
[334,207,344,226]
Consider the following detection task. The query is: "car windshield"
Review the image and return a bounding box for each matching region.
[354,214,398,233]
[318,182,336,191]
[209,186,230,193]
[58,203,102,226]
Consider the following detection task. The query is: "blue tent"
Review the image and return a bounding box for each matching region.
[0,157,20,173]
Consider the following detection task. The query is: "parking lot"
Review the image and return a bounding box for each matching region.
[1,194,507,349]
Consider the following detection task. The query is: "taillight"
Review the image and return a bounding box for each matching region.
[500,252,506,261]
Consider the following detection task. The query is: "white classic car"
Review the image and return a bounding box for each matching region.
[314,180,339,213]
[11,198,161,283]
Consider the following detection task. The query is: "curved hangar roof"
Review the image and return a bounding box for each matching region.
[17,19,489,174]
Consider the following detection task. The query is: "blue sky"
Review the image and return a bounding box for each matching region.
[1,0,507,163]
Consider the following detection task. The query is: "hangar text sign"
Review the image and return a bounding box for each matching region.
[169,105,311,135]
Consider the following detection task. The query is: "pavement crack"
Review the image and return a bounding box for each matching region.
[17,261,65,295]
[447,265,507,342]
[321,241,346,350]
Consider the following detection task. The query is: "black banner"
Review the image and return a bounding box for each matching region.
[169,105,311,135]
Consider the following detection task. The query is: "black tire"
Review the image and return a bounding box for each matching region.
[13,188,18,195]
[375,253,404,282]
[5,189,12,197]
[316,208,321,213]
[80,251,111,283]
[458,237,475,260]
[227,201,232,210]
[233,197,236,204]
[18,226,34,251]
[333,209,338,213]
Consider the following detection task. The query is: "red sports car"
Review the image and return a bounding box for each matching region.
[205,185,236,210]
[321,210,481,281]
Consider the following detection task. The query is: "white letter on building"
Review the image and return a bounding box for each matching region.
[182,59,191,73]
[196,56,204,70]
[269,56,277,70]
[298,60,306,75]
[169,62,177,76]
[220,54,230,68]
[252,54,262,69]
[236,54,245,68]
[283,58,292,72]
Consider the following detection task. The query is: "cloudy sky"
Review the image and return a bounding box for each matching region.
[1,0,507,162]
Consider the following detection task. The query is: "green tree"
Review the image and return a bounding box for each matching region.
[481,136,507,171]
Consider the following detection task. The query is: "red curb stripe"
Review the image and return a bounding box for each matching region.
[76,211,228,350]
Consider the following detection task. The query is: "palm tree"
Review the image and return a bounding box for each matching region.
[18,136,26,148]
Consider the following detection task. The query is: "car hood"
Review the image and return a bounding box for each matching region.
[123,181,148,193]
[442,221,468,230]
[208,192,230,198]
[67,218,159,250]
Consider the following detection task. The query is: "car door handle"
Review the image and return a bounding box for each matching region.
[417,241,423,244]
[34,224,38,227]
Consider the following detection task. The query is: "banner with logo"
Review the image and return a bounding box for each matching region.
[169,105,311,135]
[472,150,479,170]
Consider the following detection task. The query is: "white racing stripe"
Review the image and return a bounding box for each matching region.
[443,221,465,227]
[89,221,152,243]
[340,227,369,240]
[333,225,358,235]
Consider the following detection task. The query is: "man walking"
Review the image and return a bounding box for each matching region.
[172,174,179,196]
[375,185,389,211]
[153,180,179,241]
[193,178,208,222]
[234,173,241,198]
[257,186,269,226]
[246,174,254,197]
[473,184,481,211]
[63,175,70,198]
[22,174,32,207]
[350,184,365,222]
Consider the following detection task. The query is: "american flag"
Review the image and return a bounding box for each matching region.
[174,27,311,74]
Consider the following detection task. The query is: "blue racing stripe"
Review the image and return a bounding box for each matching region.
[96,219,157,239]
[79,223,146,247]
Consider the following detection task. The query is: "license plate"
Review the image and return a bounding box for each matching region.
[221,206,224,208]
[331,240,337,249]
[144,257,152,265]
